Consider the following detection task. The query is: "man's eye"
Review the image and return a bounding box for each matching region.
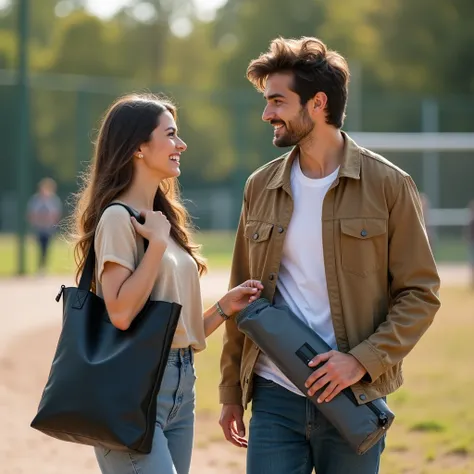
[168,132,176,137]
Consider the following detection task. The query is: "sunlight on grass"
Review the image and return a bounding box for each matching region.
[411,420,446,433]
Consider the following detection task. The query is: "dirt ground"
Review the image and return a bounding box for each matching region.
[0,265,468,473]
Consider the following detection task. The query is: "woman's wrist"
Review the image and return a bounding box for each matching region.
[216,299,232,319]
[147,235,169,248]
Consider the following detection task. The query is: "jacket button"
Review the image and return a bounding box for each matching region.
[359,394,367,401]
[269,273,275,281]
[278,226,284,233]
[360,229,368,237]
[253,233,259,240]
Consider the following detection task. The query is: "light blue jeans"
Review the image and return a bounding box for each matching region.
[247,375,385,474]
[94,347,196,474]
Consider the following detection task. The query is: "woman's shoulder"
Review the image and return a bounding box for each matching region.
[96,203,136,239]
[99,202,136,223]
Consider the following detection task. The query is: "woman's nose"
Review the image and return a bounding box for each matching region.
[176,138,187,151]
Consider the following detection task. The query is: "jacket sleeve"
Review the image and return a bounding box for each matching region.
[349,176,441,382]
[219,185,251,405]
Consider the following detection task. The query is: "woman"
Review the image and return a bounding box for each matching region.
[72,93,262,474]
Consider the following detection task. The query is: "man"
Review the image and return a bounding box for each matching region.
[27,177,62,274]
[218,37,440,474]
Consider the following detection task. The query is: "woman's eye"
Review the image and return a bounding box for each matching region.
[168,132,176,137]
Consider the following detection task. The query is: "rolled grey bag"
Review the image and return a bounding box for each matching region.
[236,298,394,455]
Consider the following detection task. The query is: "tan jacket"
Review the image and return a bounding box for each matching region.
[219,132,440,408]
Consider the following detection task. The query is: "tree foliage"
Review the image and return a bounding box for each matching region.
[0,0,473,205]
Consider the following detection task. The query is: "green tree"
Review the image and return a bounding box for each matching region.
[0,29,15,68]
[160,20,235,185]
[371,0,474,95]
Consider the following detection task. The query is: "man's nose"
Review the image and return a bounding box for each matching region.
[262,104,273,122]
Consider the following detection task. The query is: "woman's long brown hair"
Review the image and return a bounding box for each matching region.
[71,93,207,285]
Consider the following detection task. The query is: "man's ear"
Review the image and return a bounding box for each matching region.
[306,92,327,120]
[312,92,328,112]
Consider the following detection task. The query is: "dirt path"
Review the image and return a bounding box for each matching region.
[0,270,248,474]
[0,264,469,473]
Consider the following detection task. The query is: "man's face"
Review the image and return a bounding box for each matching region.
[262,72,314,147]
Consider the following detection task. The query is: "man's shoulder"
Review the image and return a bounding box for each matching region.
[352,146,410,188]
[358,146,409,181]
[245,152,290,188]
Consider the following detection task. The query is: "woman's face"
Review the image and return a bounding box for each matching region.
[138,110,187,179]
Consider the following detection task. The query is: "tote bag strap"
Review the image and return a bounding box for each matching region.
[78,203,148,291]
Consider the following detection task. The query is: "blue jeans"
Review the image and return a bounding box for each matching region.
[247,376,385,474]
[37,231,51,270]
[94,347,196,474]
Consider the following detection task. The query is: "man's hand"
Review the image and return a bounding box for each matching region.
[219,404,247,448]
[305,350,367,403]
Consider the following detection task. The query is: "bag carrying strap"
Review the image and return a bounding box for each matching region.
[78,203,147,291]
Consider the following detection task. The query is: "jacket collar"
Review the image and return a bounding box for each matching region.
[266,131,361,190]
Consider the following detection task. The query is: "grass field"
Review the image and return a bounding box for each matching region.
[0,232,470,276]
[0,231,235,276]
[195,287,474,474]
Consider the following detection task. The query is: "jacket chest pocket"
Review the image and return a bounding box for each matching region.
[340,218,387,277]
[244,221,274,279]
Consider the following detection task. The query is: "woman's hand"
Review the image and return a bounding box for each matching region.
[131,210,171,245]
[218,280,264,317]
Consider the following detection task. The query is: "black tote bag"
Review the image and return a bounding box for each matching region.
[31,203,182,453]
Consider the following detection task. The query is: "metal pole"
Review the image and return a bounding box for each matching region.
[347,61,362,132]
[421,99,440,207]
[16,0,30,275]
[421,98,440,250]
[76,89,88,173]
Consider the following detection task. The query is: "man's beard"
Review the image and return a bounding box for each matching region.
[273,107,314,147]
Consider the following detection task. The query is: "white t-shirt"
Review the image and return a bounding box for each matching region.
[253,158,339,395]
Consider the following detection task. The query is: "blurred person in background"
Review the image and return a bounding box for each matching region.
[72,93,262,474]
[218,37,441,474]
[27,177,62,274]
[466,200,474,288]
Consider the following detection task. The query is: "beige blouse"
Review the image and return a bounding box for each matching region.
[94,204,206,352]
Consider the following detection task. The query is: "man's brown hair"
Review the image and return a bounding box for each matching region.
[247,37,350,128]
